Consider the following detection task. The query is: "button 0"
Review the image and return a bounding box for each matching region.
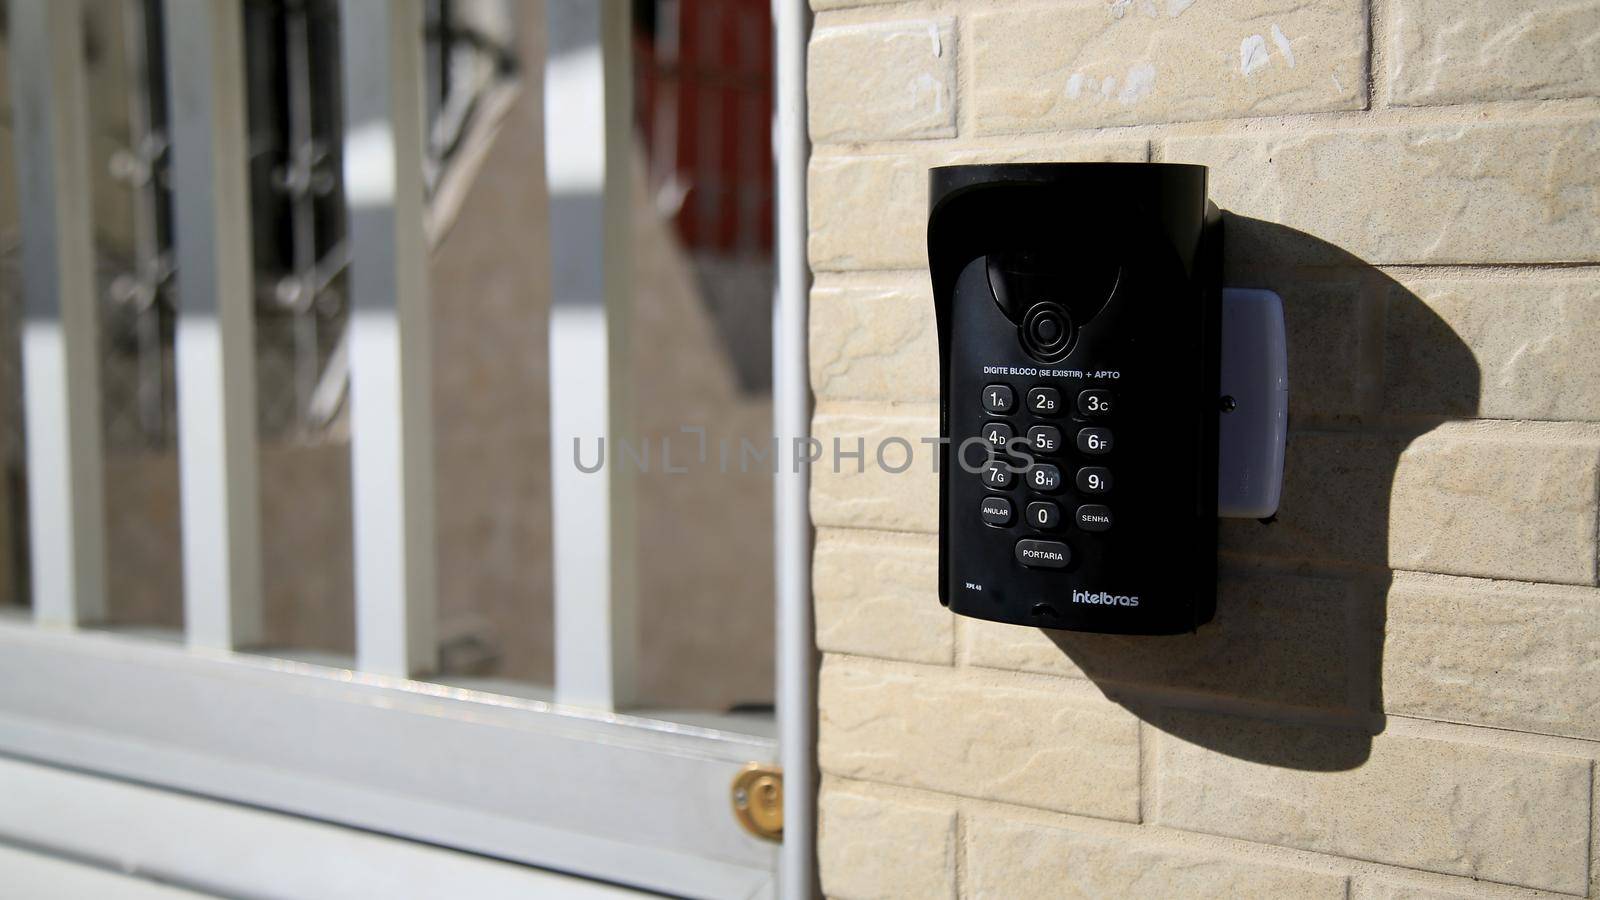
[1076,427,1113,455]
[982,384,1015,414]
[1077,389,1114,417]
[1076,504,1113,532]
[1027,425,1061,454]
[980,496,1013,526]
[1026,387,1062,416]
[1076,466,1112,494]
[1027,464,1062,492]
[1015,539,1071,569]
[1027,501,1061,530]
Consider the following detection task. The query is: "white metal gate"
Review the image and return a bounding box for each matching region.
[0,1,813,896]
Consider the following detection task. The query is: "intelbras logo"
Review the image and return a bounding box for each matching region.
[1072,589,1140,607]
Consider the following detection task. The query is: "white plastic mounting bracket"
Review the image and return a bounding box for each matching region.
[1218,288,1287,518]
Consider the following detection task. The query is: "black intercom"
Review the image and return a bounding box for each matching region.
[928,163,1221,634]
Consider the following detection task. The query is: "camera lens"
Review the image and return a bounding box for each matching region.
[1032,313,1062,345]
[1021,303,1073,361]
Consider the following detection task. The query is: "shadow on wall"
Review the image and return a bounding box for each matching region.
[1044,214,1480,771]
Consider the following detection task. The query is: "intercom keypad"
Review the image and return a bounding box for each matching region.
[967,380,1116,549]
[931,162,1219,634]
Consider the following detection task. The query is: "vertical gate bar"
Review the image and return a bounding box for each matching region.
[544,0,636,710]
[8,0,108,626]
[773,0,815,895]
[163,0,265,649]
[339,0,438,677]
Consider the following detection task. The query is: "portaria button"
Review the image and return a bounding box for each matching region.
[1077,389,1114,417]
[1076,466,1112,494]
[1027,425,1061,454]
[980,496,1014,526]
[1076,427,1113,455]
[982,384,1015,414]
[1076,504,1113,532]
[1015,539,1071,569]
[1027,501,1061,530]
[1026,387,1062,416]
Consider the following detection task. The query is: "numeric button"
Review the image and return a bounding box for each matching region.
[1026,387,1062,416]
[1077,389,1114,417]
[1027,501,1061,530]
[1027,464,1062,493]
[982,384,1015,414]
[982,421,1013,449]
[1076,466,1112,494]
[983,462,1013,489]
[1026,425,1061,454]
[1076,427,1113,455]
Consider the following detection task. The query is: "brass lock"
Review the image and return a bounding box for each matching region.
[730,763,783,842]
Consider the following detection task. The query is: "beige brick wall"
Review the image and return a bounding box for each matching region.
[806,1,1600,897]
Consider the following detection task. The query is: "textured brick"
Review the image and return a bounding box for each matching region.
[966,815,1348,899]
[1169,121,1600,265]
[818,785,956,900]
[809,19,956,143]
[810,277,939,403]
[965,571,1357,710]
[811,405,940,533]
[819,657,1141,820]
[1352,880,1523,900]
[1220,427,1600,584]
[814,529,951,665]
[1218,431,1401,569]
[809,141,1148,271]
[1388,426,1600,585]
[1389,0,1600,106]
[811,0,906,12]
[970,0,1365,134]
[1277,276,1368,419]
[1385,572,1600,740]
[1385,275,1600,421]
[1153,715,1592,893]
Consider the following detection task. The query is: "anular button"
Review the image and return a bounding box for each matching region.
[980,496,1014,526]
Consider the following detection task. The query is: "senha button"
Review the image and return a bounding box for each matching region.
[1015,539,1071,569]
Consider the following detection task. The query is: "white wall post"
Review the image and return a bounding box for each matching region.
[8,0,108,627]
[164,0,265,649]
[543,0,637,711]
[340,0,438,677]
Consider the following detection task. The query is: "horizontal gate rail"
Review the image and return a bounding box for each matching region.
[0,620,777,897]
